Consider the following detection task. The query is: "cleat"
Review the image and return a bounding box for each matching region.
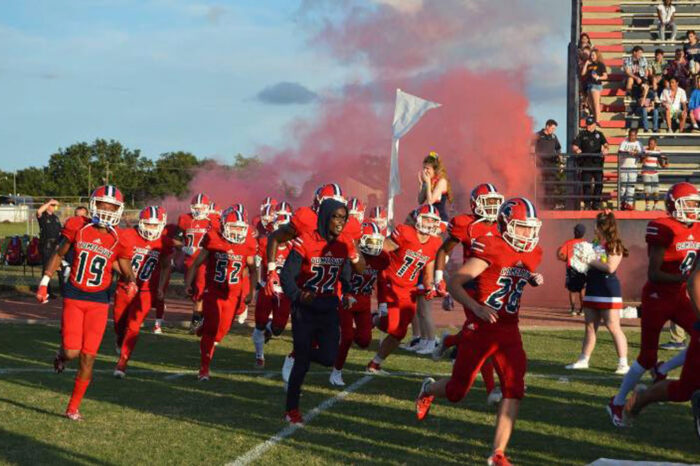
[53,351,65,374]
[365,360,388,375]
[659,341,686,351]
[282,354,295,383]
[399,336,421,351]
[64,410,83,422]
[255,358,265,369]
[416,377,435,420]
[189,315,203,335]
[615,363,630,375]
[565,359,589,370]
[487,387,503,406]
[284,409,304,426]
[606,397,626,427]
[692,391,700,440]
[623,384,647,426]
[416,339,437,355]
[650,362,667,384]
[153,322,163,334]
[198,370,210,382]
[329,368,345,387]
[487,451,513,466]
[113,368,126,379]
[237,307,248,325]
[432,332,450,361]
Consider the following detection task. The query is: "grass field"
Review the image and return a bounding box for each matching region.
[0,222,31,238]
[0,323,697,466]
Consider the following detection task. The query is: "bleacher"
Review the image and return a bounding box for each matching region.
[574,0,700,209]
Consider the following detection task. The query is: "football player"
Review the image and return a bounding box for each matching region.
[229,203,259,324]
[36,185,136,420]
[253,209,293,368]
[366,205,442,373]
[113,206,175,378]
[151,222,180,334]
[185,209,257,381]
[330,222,390,386]
[177,193,215,332]
[367,206,388,235]
[415,197,543,466]
[608,182,700,426]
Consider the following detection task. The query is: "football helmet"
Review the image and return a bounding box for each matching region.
[89,185,124,227]
[222,210,248,244]
[666,182,700,223]
[347,197,366,223]
[190,193,210,220]
[138,206,166,241]
[368,206,388,233]
[414,204,441,236]
[358,222,385,256]
[470,183,504,222]
[497,197,541,253]
[313,183,346,210]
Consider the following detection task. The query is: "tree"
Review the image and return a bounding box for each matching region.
[145,151,201,199]
[15,167,50,198]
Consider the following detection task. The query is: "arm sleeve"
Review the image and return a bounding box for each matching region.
[340,260,353,294]
[470,236,495,266]
[280,249,303,304]
[599,132,608,146]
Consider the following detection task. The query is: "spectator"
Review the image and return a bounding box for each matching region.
[74,205,88,217]
[684,30,700,75]
[557,223,587,316]
[665,48,691,90]
[624,46,650,95]
[418,151,451,222]
[579,32,593,50]
[572,116,609,210]
[532,119,563,209]
[689,75,700,130]
[650,49,666,80]
[581,48,608,123]
[631,75,660,133]
[641,136,668,211]
[657,0,677,43]
[36,198,62,300]
[618,129,645,211]
[661,76,689,132]
[565,212,629,374]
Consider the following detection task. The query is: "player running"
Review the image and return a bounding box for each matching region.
[608,182,700,426]
[113,206,175,378]
[415,197,543,466]
[330,222,390,386]
[366,204,443,374]
[185,209,257,381]
[36,185,136,420]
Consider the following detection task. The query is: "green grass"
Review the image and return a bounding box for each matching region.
[0,222,30,238]
[0,323,697,466]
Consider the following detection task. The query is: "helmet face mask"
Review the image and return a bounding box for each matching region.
[191,204,209,220]
[138,219,164,241]
[673,196,700,223]
[504,219,541,253]
[90,187,124,227]
[359,234,384,256]
[474,193,504,221]
[223,222,248,244]
[273,212,291,230]
[415,211,441,236]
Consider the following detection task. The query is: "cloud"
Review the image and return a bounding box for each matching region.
[255,81,318,105]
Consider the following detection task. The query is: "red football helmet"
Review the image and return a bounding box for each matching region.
[497,197,541,253]
[221,210,248,244]
[260,196,277,212]
[274,211,292,230]
[276,201,293,215]
[314,183,346,210]
[359,222,385,256]
[666,182,700,223]
[347,197,366,223]
[209,201,221,216]
[414,204,441,236]
[90,185,124,227]
[190,193,210,220]
[260,204,276,230]
[138,205,166,241]
[470,183,504,222]
[230,203,249,222]
[368,206,388,233]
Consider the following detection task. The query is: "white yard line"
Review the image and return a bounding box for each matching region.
[226,375,373,466]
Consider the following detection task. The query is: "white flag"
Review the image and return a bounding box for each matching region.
[387,89,441,222]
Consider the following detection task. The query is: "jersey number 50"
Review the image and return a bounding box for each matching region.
[485,277,528,314]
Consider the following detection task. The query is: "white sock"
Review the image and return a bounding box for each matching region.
[252,328,265,359]
[156,318,163,326]
[613,361,645,405]
[578,354,590,363]
[618,357,628,366]
[658,348,687,375]
[372,354,384,365]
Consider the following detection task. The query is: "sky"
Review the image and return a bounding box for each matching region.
[0,0,571,171]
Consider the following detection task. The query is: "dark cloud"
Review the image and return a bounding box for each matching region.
[255,81,317,105]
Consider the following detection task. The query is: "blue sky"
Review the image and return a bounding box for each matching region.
[0,0,570,171]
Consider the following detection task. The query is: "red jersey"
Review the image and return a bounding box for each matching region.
[349,252,390,308]
[448,214,500,262]
[207,212,221,230]
[292,231,353,296]
[291,206,317,236]
[62,216,128,301]
[201,230,252,298]
[258,235,291,276]
[468,235,542,328]
[646,216,700,291]
[385,224,442,289]
[118,227,175,291]
[558,238,586,267]
[177,213,213,260]
[343,217,362,242]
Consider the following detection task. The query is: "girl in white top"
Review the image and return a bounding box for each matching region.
[661,77,688,132]
[618,128,645,210]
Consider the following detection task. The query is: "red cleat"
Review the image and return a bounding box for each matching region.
[53,351,65,374]
[284,409,304,426]
[198,370,210,382]
[650,362,667,384]
[365,360,387,375]
[65,410,83,421]
[606,397,625,427]
[487,451,513,466]
[415,377,435,421]
[255,358,265,369]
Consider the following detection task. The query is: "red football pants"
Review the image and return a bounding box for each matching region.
[200,289,243,373]
[446,325,526,402]
[377,285,416,340]
[254,290,291,333]
[62,298,109,356]
[334,300,373,370]
[114,287,153,368]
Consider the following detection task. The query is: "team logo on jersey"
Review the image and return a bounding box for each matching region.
[214,251,243,261]
[76,241,113,257]
[675,240,700,251]
[311,255,344,266]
